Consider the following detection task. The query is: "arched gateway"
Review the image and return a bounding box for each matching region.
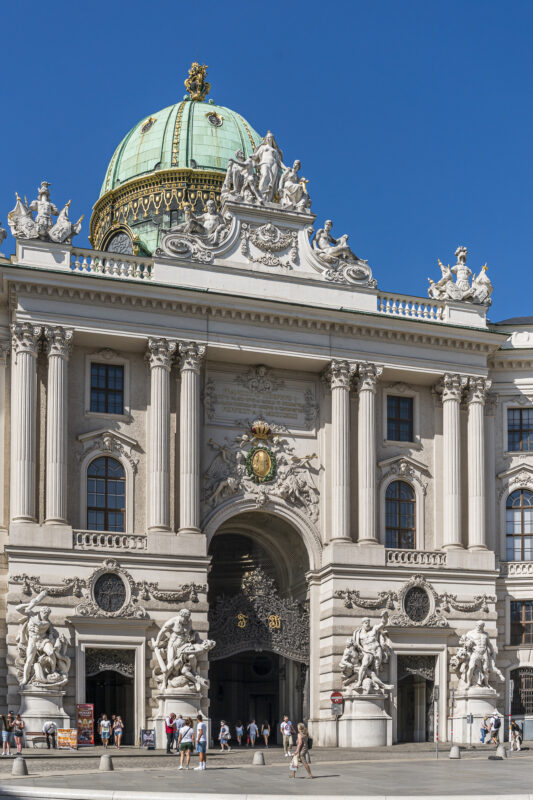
[206,510,311,734]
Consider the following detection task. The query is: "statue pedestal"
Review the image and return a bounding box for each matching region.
[338,693,392,747]
[18,688,70,734]
[151,691,204,749]
[452,686,500,744]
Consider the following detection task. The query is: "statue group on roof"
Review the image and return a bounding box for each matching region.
[428,246,493,305]
[8,181,83,244]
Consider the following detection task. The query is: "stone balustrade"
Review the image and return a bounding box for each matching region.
[377,293,444,322]
[500,561,533,577]
[70,247,153,280]
[73,530,147,551]
[386,549,447,568]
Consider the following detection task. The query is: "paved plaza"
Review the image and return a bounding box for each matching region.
[0,745,532,799]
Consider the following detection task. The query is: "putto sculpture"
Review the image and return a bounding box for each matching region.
[450,621,505,689]
[151,608,215,692]
[15,590,70,689]
[428,246,493,305]
[340,611,393,695]
[8,181,83,244]
[157,200,232,260]
[221,133,312,211]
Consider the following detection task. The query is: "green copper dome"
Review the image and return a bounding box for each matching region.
[100,100,261,196]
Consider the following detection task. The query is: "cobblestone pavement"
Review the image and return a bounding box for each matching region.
[0,745,532,797]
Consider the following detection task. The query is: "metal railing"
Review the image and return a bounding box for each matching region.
[73,530,147,551]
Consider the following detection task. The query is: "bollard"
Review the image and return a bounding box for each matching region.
[12,756,28,776]
[252,751,265,765]
[496,744,507,759]
[449,745,461,759]
[99,754,114,771]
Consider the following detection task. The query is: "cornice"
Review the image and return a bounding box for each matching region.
[4,274,503,357]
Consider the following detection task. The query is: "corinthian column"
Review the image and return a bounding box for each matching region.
[178,341,206,533]
[146,338,177,531]
[439,373,467,549]
[10,323,42,522]
[467,377,491,550]
[44,327,73,524]
[357,363,383,544]
[324,360,356,541]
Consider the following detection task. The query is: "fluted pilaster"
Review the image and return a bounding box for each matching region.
[439,373,467,549]
[357,362,383,544]
[324,360,356,541]
[44,327,73,523]
[10,323,41,521]
[178,341,206,533]
[146,337,176,531]
[466,377,491,550]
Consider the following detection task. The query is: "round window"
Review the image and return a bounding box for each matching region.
[404,586,430,623]
[94,573,126,613]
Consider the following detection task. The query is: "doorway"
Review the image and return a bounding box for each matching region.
[396,655,436,743]
[85,650,135,745]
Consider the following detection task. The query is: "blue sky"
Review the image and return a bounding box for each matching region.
[2,0,531,322]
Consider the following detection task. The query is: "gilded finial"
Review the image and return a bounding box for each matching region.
[185,62,210,102]
[481,263,488,272]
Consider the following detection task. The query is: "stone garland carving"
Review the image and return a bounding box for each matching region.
[233,364,286,393]
[303,388,320,428]
[450,622,505,690]
[428,246,493,306]
[203,377,216,421]
[340,611,393,695]
[150,609,215,692]
[310,220,376,287]
[15,590,71,689]
[240,222,298,269]
[8,181,83,243]
[208,567,309,664]
[156,200,232,261]
[85,648,135,679]
[204,420,320,521]
[336,574,494,628]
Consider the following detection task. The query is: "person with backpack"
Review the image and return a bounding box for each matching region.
[490,711,502,744]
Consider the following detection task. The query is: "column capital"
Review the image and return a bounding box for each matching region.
[44,326,73,359]
[465,377,492,405]
[322,359,357,390]
[436,373,468,403]
[356,362,383,393]
[146,337,177,371]
[178,341,206,373]
[10,322,42,357]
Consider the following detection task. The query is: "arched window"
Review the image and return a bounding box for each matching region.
[385,480,415,549]
[506,489,533,561]
[87,457,125,532]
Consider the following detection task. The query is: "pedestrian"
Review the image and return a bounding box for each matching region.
[1,713,13,756]
[235,720,244,746]
[280,715,293,757]
[165,713,176,754]
[42,720,57,749]
[490,711,502,744]
[218,720,231,751]
[13,714,24,754]
[113,716,124,749]
[480,716,489,743]
[261,720,270,747]
[247,719,258,747]
[289,723,313,780]
[178,717,195,770]
[511,720,522,751]
[110,715,116,746]
[99,714,111,749]
[174,714,185,751]
[194,713,207,771]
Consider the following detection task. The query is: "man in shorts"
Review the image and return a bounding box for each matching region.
[195,714,207,770]
[280,715,294,757]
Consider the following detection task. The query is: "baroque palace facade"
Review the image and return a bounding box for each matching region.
[1,64,532,746]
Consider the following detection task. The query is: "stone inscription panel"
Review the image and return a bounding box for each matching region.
[205,368,318,432]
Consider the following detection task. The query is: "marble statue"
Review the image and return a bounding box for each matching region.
[221,149,263,204]
[15,590,70,688]
[313,220,366,266]
[341,611,393,694]
[428,247,493,305]
[0,222,6,249]
[279,160,311,211]
[170,201,228,245]
[151,609,215,692]
[450,621,504,689]
[250,131,285,202]
[8,182,82,243]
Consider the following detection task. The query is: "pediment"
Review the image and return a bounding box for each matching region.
[77,429,140,473]
[378,454,430,475]
[378,455,430,494]
[77,428,139,449]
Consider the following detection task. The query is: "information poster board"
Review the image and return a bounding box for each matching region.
[76,703,94,747]
[140,728,155,749]
[57,728,78,750]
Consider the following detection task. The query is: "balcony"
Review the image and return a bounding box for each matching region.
[73,530,147,551]
[386,549,447,568]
